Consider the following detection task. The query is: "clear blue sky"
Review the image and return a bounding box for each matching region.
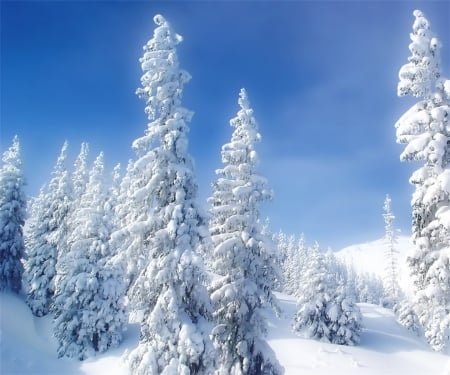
[1,1,449,249]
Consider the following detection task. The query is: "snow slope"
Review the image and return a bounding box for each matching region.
[1,291,449,375]
[335,235,414,295]
[269,293,449,375]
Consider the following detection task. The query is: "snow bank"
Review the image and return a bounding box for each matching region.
[2,286,449,375]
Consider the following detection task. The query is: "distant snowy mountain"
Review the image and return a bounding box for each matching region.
[2,289,449,375]
[335,236,414,295]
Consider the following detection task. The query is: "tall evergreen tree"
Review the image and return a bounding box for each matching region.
[24,142,71,315]
[382,194,401,308]
[208,89,282,375]
[125,15,214,374]
[53,152,126,360]
[0,136,26,293]
[395,9,450,352]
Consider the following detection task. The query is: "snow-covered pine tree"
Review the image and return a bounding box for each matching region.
[289,235,307,298]
[327,279,363,346]
[396,299,421,335]
[109,159,139,293]
[208,89,283,375]
[282,234,297,295]
[53,152,126,360]
[58,142,90,262]
[293,244,331,341]
[395,9,450,352]
[274,231,288,292]
[125,15,215,374]
[382,194,401,308]
[293,243,362,346]
[0,136,26,293]
[72,142,89,203]
[261,218,282,292]
[108,163,121,231]
[24,142,72,315]
[356,272,384,305]
[25,187,55,316]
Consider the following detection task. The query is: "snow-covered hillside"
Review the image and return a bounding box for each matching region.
[1,290,449,375]
[335,236,414,295]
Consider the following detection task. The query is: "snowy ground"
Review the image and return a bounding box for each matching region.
[2,237,448,374]
[269,293,449,375]
[1,289,449,375]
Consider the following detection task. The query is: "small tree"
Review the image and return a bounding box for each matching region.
[208,89,282,374]
[293,244,362,346]
[0,136,26,293]
[382,194,401,307]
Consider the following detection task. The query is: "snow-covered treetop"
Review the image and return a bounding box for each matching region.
[53,141,68,176]
[2,135,22,172]
[230,88,261,145]
[398,9,441,99]
[133,14,192,157]
[383,194,395,222]
[72,142,89,200]
[220,88,263,175]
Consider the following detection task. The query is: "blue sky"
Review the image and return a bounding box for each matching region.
[1,1,449,249]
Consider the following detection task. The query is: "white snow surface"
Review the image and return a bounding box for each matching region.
[2,286,449,374]
[1,235,448,375]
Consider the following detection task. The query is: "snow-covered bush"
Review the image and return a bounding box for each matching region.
[293,246,362,346]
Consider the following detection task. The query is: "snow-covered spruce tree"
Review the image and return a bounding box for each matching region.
[289,234,308,298]
[24,142,72,315]
[125,15,214,374]
[395,299,421,335]
[281,234,297,296]
[292,244,362,346]
[208,89,283,375]
[72,142,89,203]
[382,194,401,308]
[327,279,363,346]
[261,218,282,292]
[59,142,90,263]
[356,272,384,305]
[109,159,140,293]
[395,9,450,352]
[274,231,288,292]
[0,136,26,293]
[53,153,126,360]
[25,187,55,316]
